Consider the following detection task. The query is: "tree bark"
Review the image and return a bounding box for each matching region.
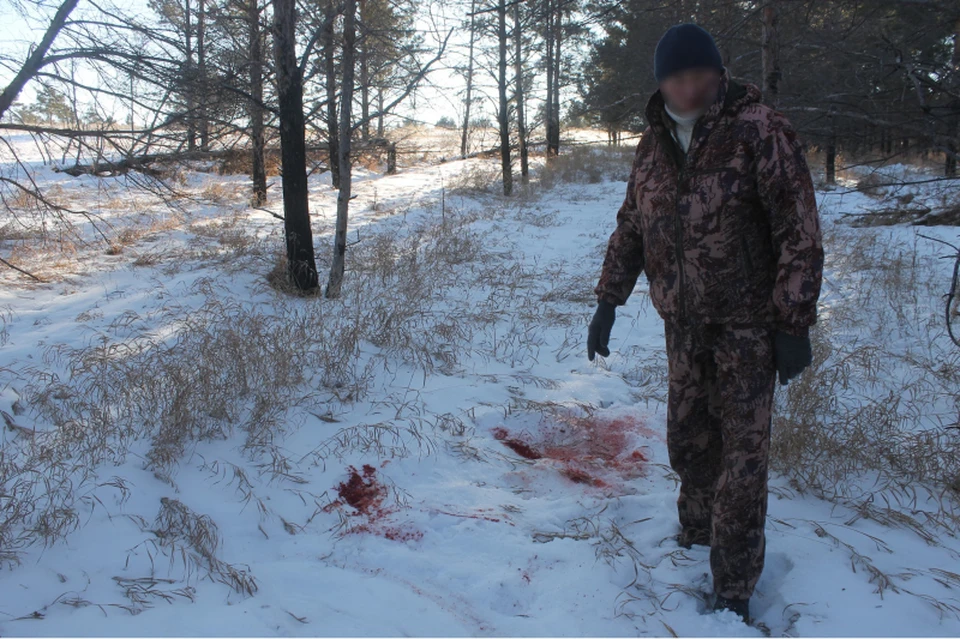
[248,0,267,206]
[359,0,370,142]
[197,0,209,151]
[514,0,528,183]
[324,2,341,189]
[461,0,477,158]
[544,0,556,160]
[377,88,384,137]
[273,0,319,291]
[947,16,960,177]
[761,2,781,108]
[548,0,561,157]
[185,0,196,151]
[326,0,357,298]
[826,129,837,185]
[497,0,513,196]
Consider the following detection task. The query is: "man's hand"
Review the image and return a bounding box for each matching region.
[587,300,617,361]
[773,330,812,385]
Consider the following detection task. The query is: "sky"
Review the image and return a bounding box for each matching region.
[0,0,582,134]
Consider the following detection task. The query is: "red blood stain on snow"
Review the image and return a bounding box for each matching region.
[324,464,423,542]
[492,426,541,459]
[560,467,607,487]
[346,521,424,542]
[493,413,655,491]
[337,464,384,514]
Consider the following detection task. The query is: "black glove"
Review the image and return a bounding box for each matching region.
[587,299,617,361]
[773,330,812,385]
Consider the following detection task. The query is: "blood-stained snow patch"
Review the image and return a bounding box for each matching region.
[324,464,424,542]
[492,426,542,460]
[492,411,660,493]
[336,464,385,514]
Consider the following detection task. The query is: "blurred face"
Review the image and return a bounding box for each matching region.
[659,68,722,116]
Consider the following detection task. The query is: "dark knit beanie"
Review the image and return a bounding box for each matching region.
[654,23,724,82]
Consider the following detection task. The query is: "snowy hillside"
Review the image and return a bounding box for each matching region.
[1,142,959,637]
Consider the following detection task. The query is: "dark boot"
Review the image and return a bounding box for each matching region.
[713,594,750,624]
[675,526,711,549]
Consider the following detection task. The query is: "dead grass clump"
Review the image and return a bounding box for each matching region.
[198,181,238,205]
[188,215,265,266]
[446,162,503,195]
[126,497,257,596]
[0,284,331,565]
[219,148,281,177]
[535,144,634,191]
[0,221,41,243]
[265,250,300,295]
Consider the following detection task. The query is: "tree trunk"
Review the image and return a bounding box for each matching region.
[947,17,960,177]
[359,0,369,142]
[377,88,384,137]
[185,0,196,151]
[0,0,78,121]
[273,0,319,291]
[248,0,267,206]
[497,0,512,196]
[514,0,528,183]
[326,0,357,298]
[948,110,958,178]
[544,0,555,161]
[460,0,477,158]
[197,0,209,151]
[761,2,781,107]
[548,0,561,157]
[324,2,340,189]
[826,132,836,185]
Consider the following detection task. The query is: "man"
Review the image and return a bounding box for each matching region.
[586,23,823,625]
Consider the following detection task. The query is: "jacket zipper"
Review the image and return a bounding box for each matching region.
[687,166,728,176]
[674,161,687,322]
[739,234,753,276]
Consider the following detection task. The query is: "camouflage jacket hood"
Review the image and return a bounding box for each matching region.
[594,70,824,337]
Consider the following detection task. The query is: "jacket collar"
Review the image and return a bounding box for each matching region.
[645,69,758,169]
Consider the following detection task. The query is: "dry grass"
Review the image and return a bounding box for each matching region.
[187,212,266,267]
[4,144,958,622]
[198,181,239,205]
[445,162,504,196]
[771,223,960,538]
[1,283,324,567]
[535,144,635,190]
[126,497,258,596]
[444,144,634,198]
[219,148,282,177]
[0,194,569,573]
[0,204,185,284]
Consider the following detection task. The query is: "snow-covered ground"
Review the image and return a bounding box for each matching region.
[1,136,959,637]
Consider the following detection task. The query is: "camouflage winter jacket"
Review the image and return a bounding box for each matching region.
[594,70,824,337]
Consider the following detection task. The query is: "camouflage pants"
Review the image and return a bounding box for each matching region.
[664,320,776,600]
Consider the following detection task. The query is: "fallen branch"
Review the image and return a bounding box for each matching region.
[0,256,44,282]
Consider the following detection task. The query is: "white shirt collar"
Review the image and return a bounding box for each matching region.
[664,101,705,126]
